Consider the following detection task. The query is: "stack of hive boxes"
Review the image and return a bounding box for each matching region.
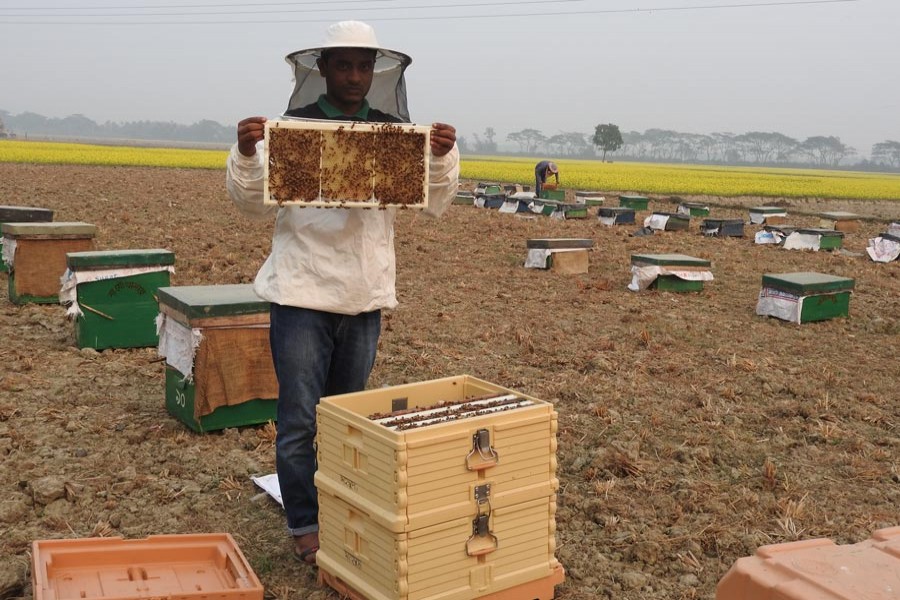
[314,375,565,600]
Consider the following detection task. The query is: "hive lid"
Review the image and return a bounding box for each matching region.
[652,211,689,220]
[599,206,635,215]
[1,221,96,236]
[764,225,798,234]
[820,211,859,220]
[526,238,594,249]
[680,202,709,209]
[632,253,710,267]
[761,272,855,294]
[67,249,175,268]
[880,232,900,243]
[575,190,604,197]
[749,206,788,214]
[619,195,648,201]
[798,227,845,238]
[157,284,269,321]
[0,205,54,223]
[703,218,744,226]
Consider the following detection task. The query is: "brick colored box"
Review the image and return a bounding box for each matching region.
[0,205,54,272]
[756,272,854,323]
[716,527,900,600]
[32,533,263,600]
[64,249,174,350]
[619,195,649,210]
[315,374,563,600]
[2,222,96,304]
[156,284,277,432]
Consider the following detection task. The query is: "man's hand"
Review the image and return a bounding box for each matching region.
[237,116,267,157]
[430,122,456,157]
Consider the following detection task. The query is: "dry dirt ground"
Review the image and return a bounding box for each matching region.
[0,163,898,600]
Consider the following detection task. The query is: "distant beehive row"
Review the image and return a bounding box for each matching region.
[264,120,430,208]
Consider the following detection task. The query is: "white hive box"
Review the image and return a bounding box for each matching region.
[263,119,431,209]
[315,374,564,600]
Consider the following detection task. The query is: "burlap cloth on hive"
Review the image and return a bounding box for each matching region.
[192,325,279,419]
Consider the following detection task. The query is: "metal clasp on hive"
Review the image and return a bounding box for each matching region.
[465,428,499,471]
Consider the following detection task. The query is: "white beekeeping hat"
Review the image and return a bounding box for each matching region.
[283,21,413,122]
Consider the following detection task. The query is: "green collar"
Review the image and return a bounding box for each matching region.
[317,95,370,119]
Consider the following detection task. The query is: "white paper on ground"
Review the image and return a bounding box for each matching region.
[866,237,900,262]
[1,237,16,266]
[628,265,714,292]
[251,473,284,508]
[644,214,670,231]
[155,313,204,379]
[783,232,821,251]
[756,287,804,323]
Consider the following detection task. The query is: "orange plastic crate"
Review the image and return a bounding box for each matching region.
[32,534,264,600]
[716,526,900,600]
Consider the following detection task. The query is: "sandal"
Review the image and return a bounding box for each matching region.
[294,544,319,565]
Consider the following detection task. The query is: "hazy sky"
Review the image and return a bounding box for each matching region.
[1,0,897,157]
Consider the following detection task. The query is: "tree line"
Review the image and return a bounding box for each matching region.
[461,126,900,172]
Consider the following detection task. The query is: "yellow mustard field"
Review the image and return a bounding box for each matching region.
[2,141,899,200]
[0,140,226,169]
[462,155,900,201]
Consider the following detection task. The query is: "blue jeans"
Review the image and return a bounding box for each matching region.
[269,304,381,536]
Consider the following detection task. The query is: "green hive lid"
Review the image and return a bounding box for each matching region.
[575,190,604,197]
[600,207,634,215]
[762,272,854,294]
[67,249,175,269]
[680,202,708,209]
[798,227,844,238]
[1,221,96,236]
[749,206,787,214]
[526,238,594,249]
[0,205,54,222]
[157,284,269,320]
[820,211,859,221]
[653,211,689,220]
[620,195,648,201]
[631,253,711,267]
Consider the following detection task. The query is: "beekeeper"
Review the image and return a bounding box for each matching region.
[225,20,459,566]
[534,160,559,197]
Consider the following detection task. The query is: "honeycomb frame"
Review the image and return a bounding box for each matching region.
[263,119,431,209]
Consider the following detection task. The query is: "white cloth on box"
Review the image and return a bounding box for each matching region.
[59,265,176,318]
[498,200,518,214]
[225,139,459,315]
[628,265,714,292]
[644,214,669,231]
[474,196,486,209]
[676,205,690,216]
[525,249,551,269]
[598,216,617,226]
[866,237,900,263]
[510,191,536,200]
[783,232,821,251]
[756,287,804,324]
[1,237,16,266]
[155,313,204,380]
[528,201,544,214]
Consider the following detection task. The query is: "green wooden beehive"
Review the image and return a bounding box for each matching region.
[678,202,710,217]
[65,249,174,350]
[798,228,844,250]
[561,204,588,219]
[540,189,566,201]
[619,195,649,210]
[632,253,711,292]
[652,212,690,231]
[0,206,54,273]
[759,272,854,323]
[157,284,278,433]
